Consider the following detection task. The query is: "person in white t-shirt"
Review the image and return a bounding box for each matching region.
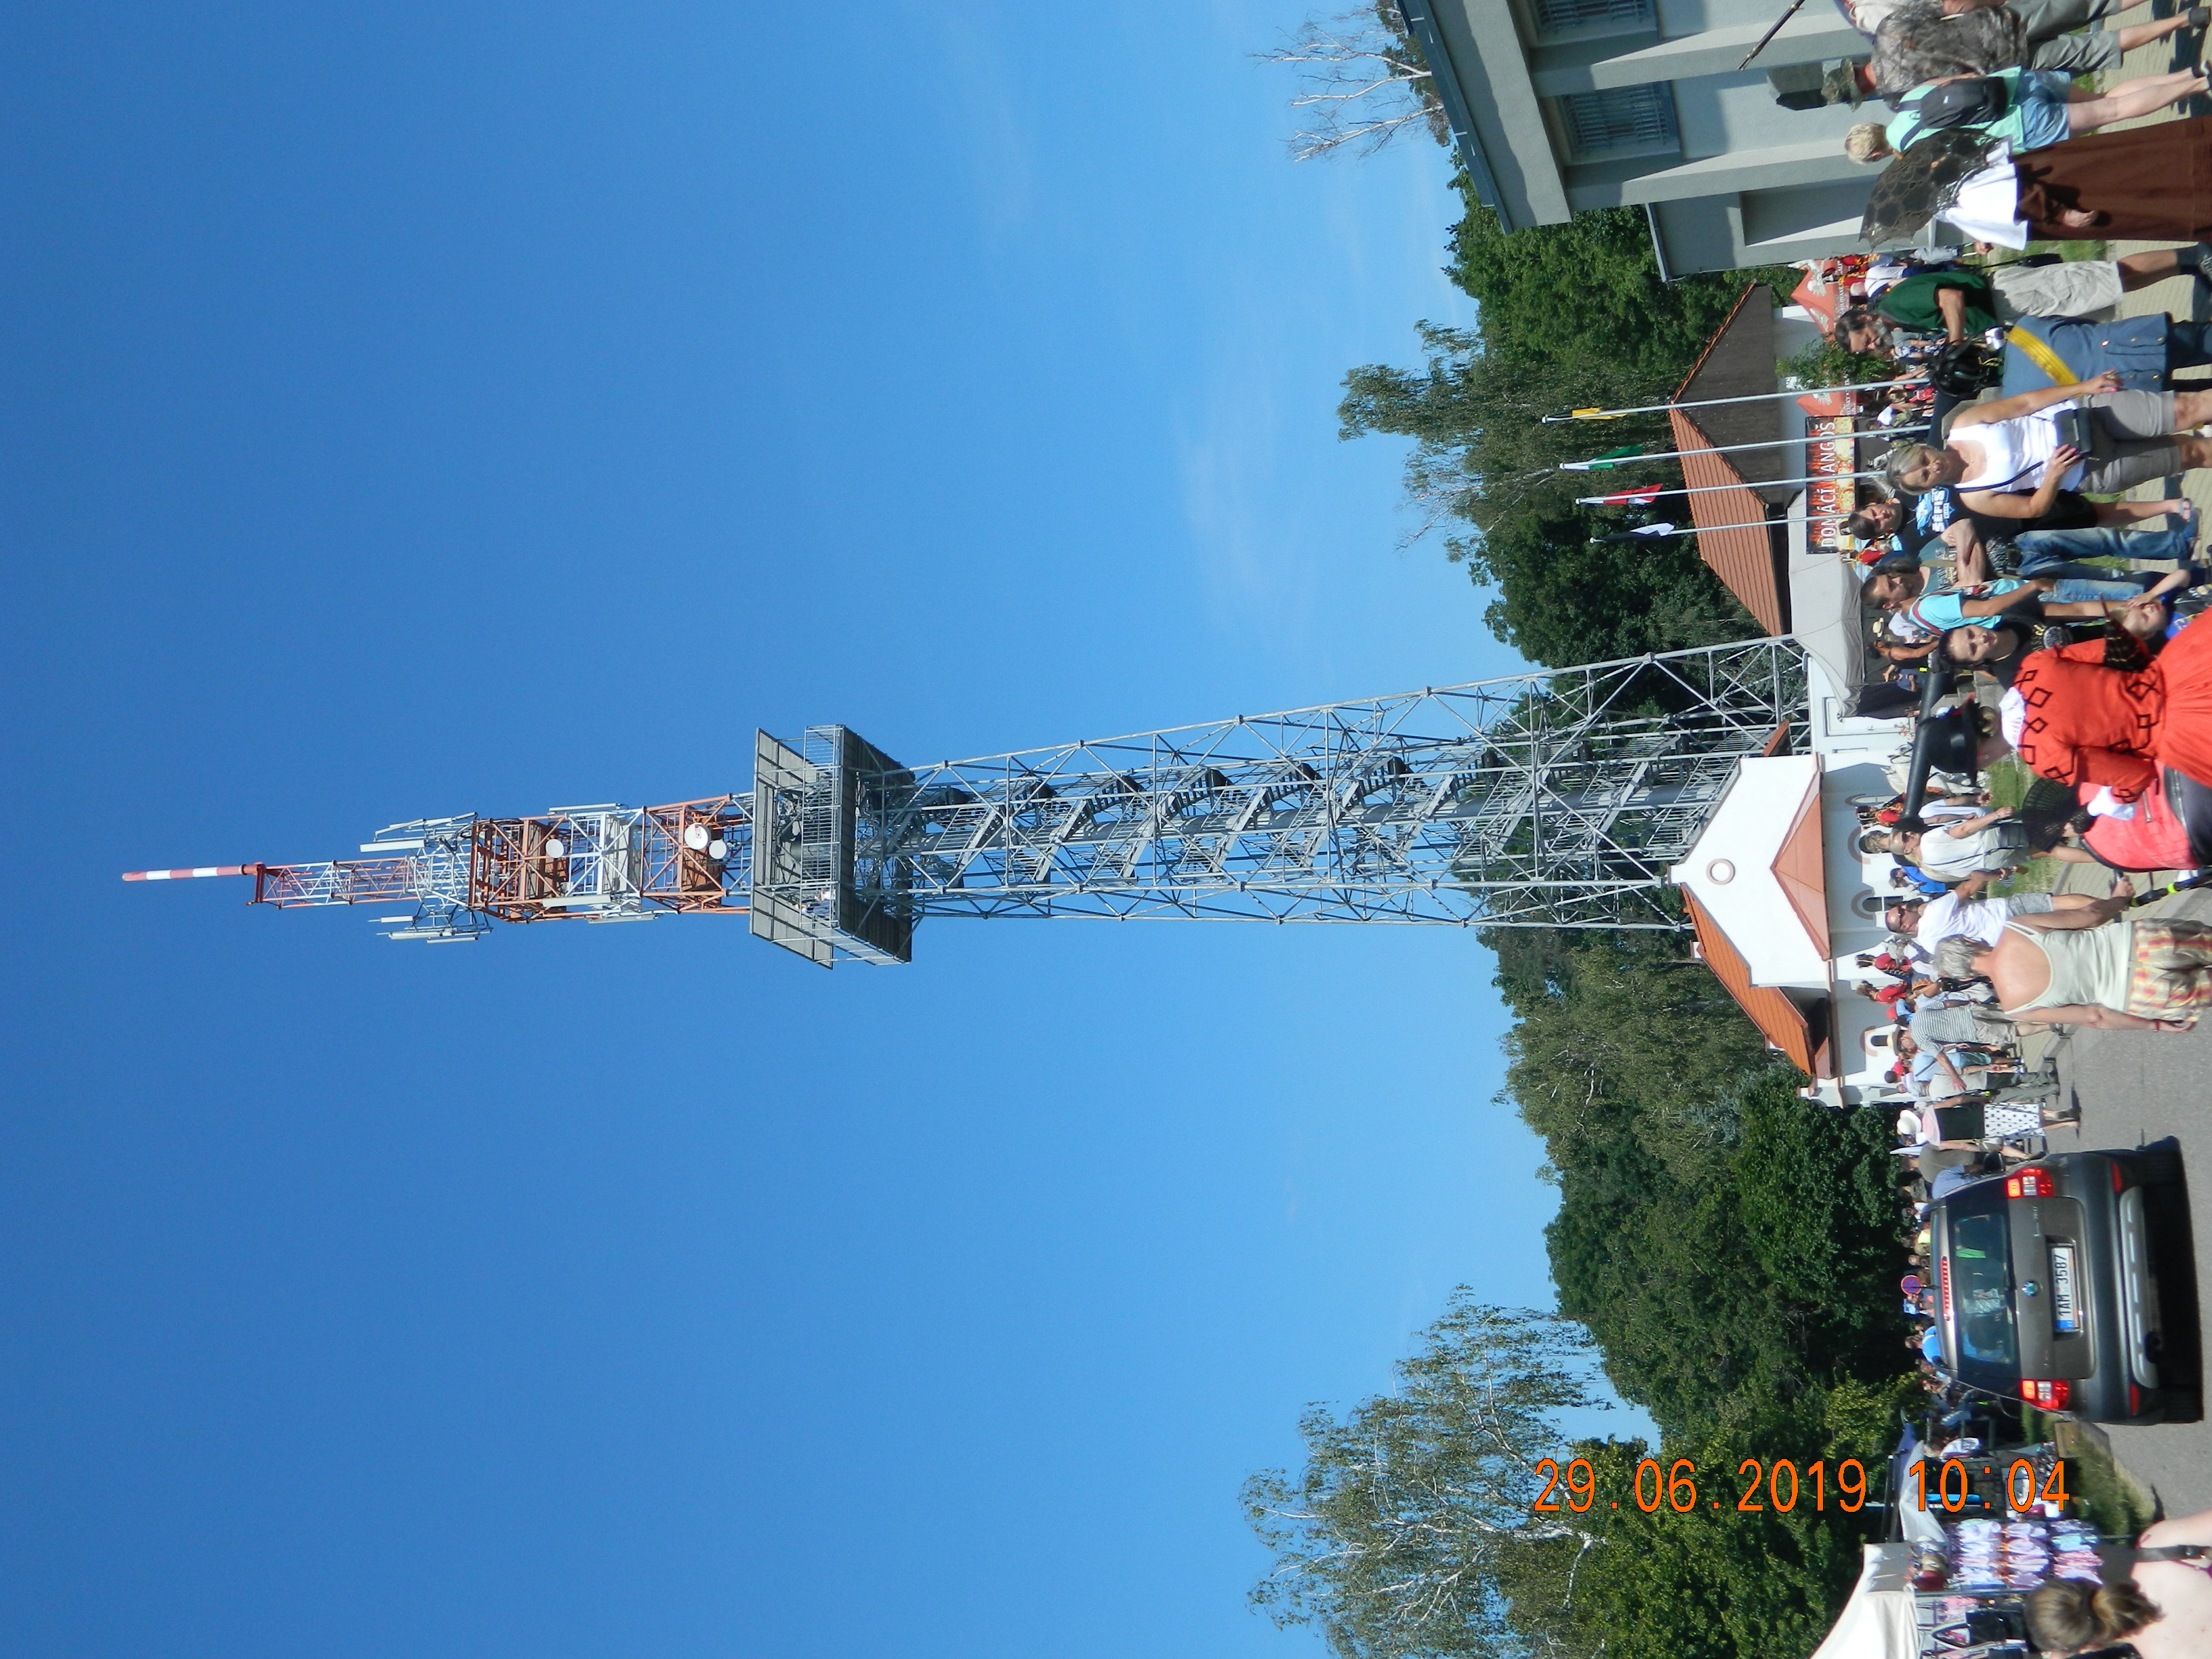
[1882,888,2102,947]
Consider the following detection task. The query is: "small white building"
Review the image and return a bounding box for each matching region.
[1668,661,1915,1105]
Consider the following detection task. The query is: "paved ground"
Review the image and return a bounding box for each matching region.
[2103,16,2211,522]
[2007,33,2212,1518]
[2033,876,2212,1517]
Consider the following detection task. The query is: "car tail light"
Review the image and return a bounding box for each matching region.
[2008,1169,2054,1199]
[2114,1162,2125,1194]
[2129,1385,2142,1416]
[2021,1379,2072,1409]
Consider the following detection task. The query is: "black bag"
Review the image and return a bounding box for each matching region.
[2163,766,2212,867]
[1915,77,2012,133]
[1919,705,1988,776]
[1963,1607,2025,1642]
[2051,406,2096,457]
[1932,337,2003,397]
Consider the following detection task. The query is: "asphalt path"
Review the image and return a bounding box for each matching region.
[2047,886,2212,1517]
[2076,33,2212,1522]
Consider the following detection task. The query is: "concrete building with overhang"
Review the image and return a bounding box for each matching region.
[1398,0,1879,273]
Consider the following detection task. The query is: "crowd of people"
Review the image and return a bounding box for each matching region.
[1745,7,2212,1648]
[1816,0,2212,1103]
[1824,0,2212,246]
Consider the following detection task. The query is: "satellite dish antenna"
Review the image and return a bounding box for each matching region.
[682,823,712,851]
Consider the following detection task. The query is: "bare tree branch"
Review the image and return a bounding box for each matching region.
[1257,4,1452,161]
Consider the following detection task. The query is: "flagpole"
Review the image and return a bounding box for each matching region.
[1544,382,1917,422]
[1562,425,1928,471]
[1594,515,1856,541]
[1577,468,1888,506]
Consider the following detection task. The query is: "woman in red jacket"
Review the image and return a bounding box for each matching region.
[2007,597,2212,798]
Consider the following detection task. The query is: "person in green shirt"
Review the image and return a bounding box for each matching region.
[1836,247,2212,352]
[1868,268,2004,337]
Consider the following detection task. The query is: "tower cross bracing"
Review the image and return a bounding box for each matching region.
[126,640,1807,964]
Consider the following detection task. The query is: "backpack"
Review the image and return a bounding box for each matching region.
[1914,77,2011,132]
[1891,75,2012,152]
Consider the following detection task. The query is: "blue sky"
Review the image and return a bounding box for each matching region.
[0,5,1599,1656]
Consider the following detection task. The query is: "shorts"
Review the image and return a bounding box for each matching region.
[2078,390,2186,495]
[1990,260,2124,322]
[2027,27,2121,74]
[2007,0,2121,37]
[2125,918,2212,1022]
[2010,69,2076,151]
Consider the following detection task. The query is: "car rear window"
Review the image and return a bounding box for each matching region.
[1948,1209,2018,1369]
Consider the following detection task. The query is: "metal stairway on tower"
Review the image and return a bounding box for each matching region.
[125,639,1808,964]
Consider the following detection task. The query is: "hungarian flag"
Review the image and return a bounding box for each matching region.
[1589,485,1668,507]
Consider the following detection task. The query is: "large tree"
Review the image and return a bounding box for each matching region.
[1336,200,1795,667]
[1242,1298,1613,1659]
[1242,1290,1904,1659]
[1490,931,1912,1434]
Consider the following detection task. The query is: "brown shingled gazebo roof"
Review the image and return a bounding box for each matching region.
[1666,285,1791,638]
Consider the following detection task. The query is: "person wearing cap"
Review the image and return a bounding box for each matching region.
[1865,807,2030,882]
[1768,56,1874,109]
[1845,64,2205,165]
[1866,0,2202,102]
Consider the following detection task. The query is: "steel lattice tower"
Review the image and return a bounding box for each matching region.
[127,640,1808,963]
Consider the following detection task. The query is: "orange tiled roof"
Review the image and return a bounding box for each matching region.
[1682,891,1829,1077]
[1771,773,1830,961]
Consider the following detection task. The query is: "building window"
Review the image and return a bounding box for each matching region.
[1530,0,1655,35]
[1557,83,1679,158]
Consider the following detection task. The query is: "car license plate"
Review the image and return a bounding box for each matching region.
[2049,1244,2081,1334]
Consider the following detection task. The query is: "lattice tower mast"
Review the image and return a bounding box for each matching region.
[125,640,1807,964]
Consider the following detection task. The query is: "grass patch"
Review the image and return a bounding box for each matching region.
[2025,1412,2163,1535]
[1984,758,2060,896]
[1989,241,2110,265]
[1986,757,2032,812]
